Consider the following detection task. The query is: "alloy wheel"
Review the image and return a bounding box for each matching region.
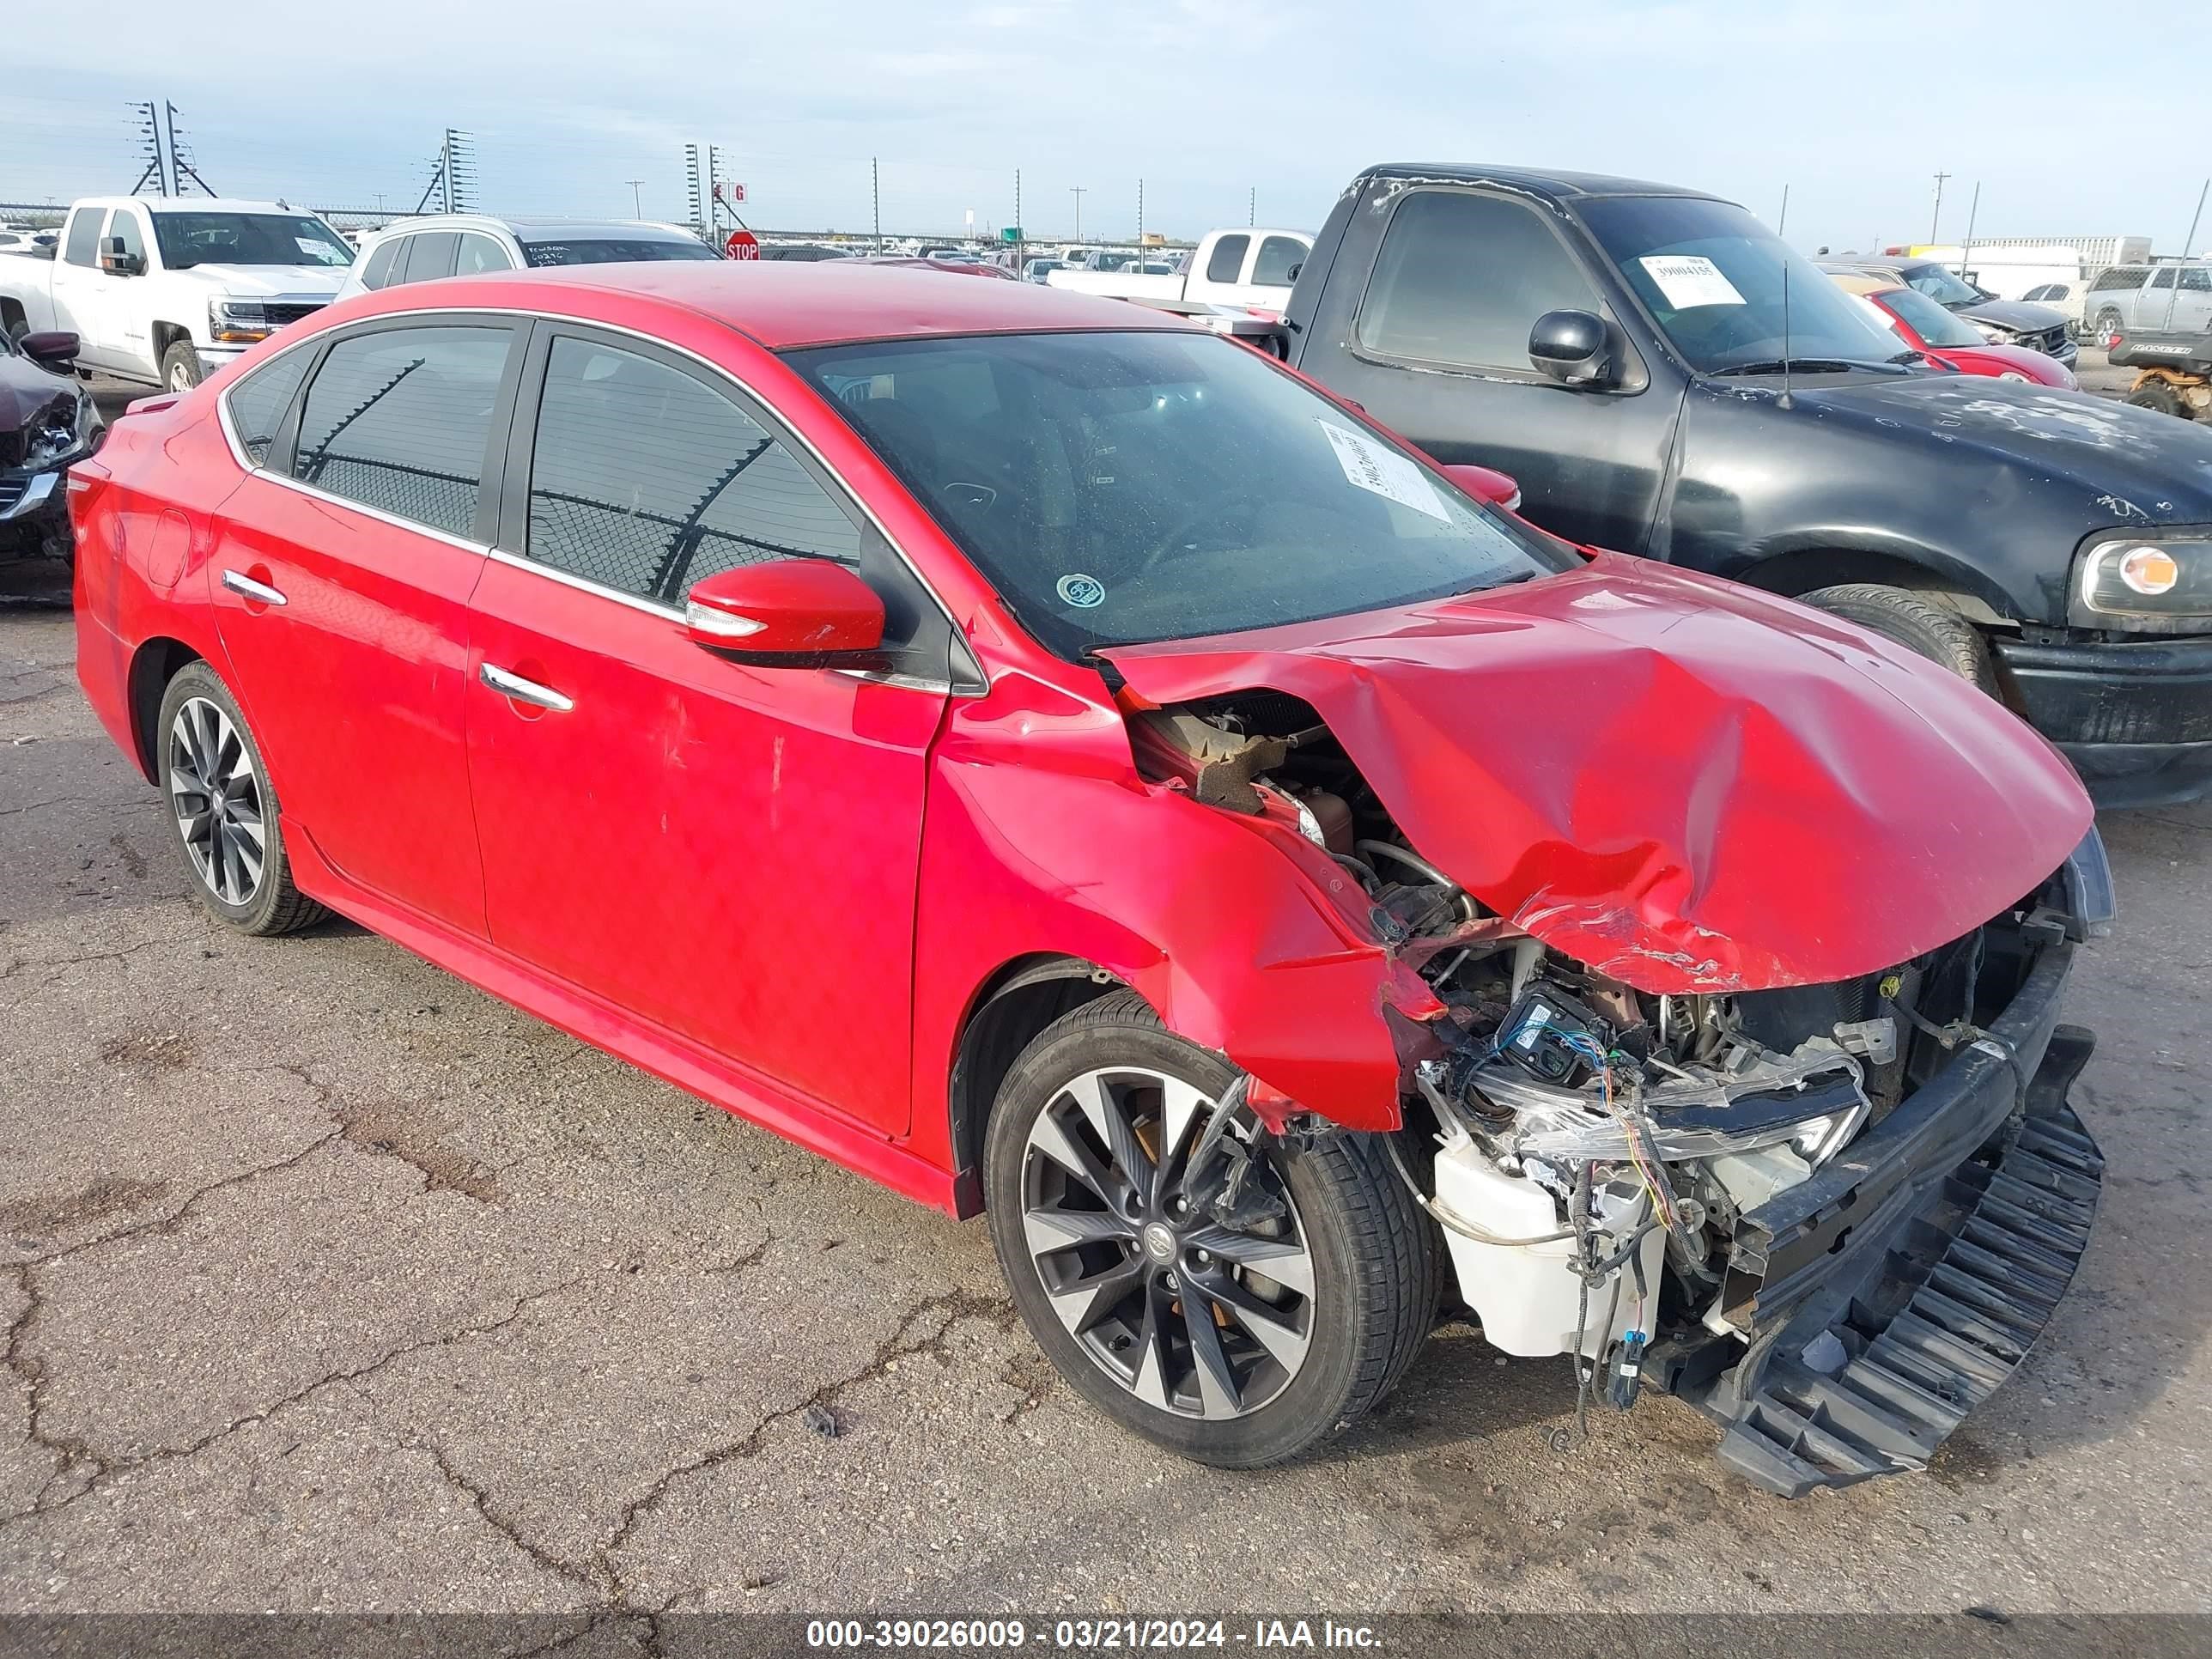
[1020,1067,1314,1419]
[168,696,265,907]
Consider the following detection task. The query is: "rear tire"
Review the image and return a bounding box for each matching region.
[2126,382,2185,418]
[2094,308,2123,343]
[1800,582,1999,694]
[984,990,1439,1468]
[160,340,204,392]
[155,662,328,936]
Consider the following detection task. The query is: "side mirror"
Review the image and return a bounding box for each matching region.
[98,238,146,276]
[684,559,885,665]
[1439,462,1522,512]
[1528,309,1615,388]
[18,331,81,368]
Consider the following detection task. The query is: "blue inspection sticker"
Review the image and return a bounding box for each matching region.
[1056,573,1106,609]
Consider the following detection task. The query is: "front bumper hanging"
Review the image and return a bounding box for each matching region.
[1654,943,2104,1497]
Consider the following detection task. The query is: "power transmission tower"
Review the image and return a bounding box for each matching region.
[165,104,216,196]
[128,101,167,196]
[415,129,476,215]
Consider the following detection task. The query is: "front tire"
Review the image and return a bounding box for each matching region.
[160,340,204,392]
[2126,382,2185,419]
[984,991,1439,1467]
[1801,582,1999,694]
[155,662,327,935]
[2094,308,2123,343]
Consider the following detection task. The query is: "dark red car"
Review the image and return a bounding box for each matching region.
[69,264,2106,1489]
[1834,274,2078,387]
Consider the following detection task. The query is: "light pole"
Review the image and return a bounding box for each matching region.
[1071,185,1086,243]
[626,179,644,218]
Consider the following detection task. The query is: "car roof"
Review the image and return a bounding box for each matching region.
[1827,272,1899,296]
[430,261,1203,349]
[1357,163,1727,204]
[362,214,696,240]
[74,195,319,216]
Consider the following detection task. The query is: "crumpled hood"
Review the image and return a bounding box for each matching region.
[179,263,348,300]
[0,355,80,449]
[1784,373,2212,523]
[1103,554,2094,994]
[1960,296,2066,333]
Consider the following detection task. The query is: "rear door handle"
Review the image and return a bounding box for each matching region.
[221,569,287,606]
[479,662,574,713]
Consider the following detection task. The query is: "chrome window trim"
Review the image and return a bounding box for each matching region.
[214,303,983,696]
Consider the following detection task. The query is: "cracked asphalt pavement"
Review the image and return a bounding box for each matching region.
[2,537,2208,1622]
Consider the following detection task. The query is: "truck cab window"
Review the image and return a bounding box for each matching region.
[1358,191,1599,373]
[105,210,147,265]
[1253,235,1305,286]
[1205,235,1249,285]
[62,211,102,268]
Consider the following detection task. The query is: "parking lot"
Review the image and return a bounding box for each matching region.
[1,338,2207,1620]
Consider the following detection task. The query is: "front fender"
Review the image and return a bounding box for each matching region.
[906,670,1430,1174]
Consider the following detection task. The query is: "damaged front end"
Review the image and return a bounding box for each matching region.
[1116,662,2108,1497]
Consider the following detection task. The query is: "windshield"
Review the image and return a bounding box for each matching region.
[1580,197,1905,374]
[1905,264,1985,307]
[784,331,1576,659]
[519,236,718,267]
[1875,285,1986,349]
[151,213,353,270]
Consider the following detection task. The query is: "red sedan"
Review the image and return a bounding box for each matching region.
[1834,273,2078,386]
[68,264,2101,1482]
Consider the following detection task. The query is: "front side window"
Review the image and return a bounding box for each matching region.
[1902,264,1984,306]
[516,236,718,268]
[524,336,861,605]
[105,209,147,264]
[1205,234,1249,284]
[150,213,352,270]
[358,238,402,290]
[787,330,1576,661]
[1875,286,1986,349]
[1582,196,1905,374]
[397,232,459,286]
[224,348,314,465]
[291,325,513,537]
[2179,267,2211,293]
[1359,191,1601,373]
[1252,235,1306,286]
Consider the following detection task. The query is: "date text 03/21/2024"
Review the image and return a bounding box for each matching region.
[805,1619,1383,1650]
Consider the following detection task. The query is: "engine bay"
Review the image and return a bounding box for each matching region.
[1127,686,2039,1418]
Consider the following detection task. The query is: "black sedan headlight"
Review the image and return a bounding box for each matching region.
[2070,529,2212,633]
[21,394,94,469]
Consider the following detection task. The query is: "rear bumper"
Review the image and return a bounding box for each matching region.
[1657,941,2104,1497]
[1996,632,2212,808]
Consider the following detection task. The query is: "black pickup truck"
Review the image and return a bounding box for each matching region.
[1274,165,2212,808]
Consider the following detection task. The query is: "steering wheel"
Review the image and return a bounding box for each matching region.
[1134,499,1259,574]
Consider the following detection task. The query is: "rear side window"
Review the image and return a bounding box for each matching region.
[358,239,402,290]
[290,325,513,538]
[2150,268,2176,290]
[1252,235,1305,286]
[396,232,460,286]
[1204,234,1249,284]
[63,210,102,267]
[455,233,512,275]
[224,349,314,466]
[523,335,861,603]
[1358,191,1600,373]
[2092,267,2146,291]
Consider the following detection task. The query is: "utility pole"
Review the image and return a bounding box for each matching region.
[1957,182,1981,276]
[2164,177,2209,330]
[1070,185,1086,243]
[1014,167,1021,248]
[626,179,644,218]
[1929,171,1951,244]
[872,157,881,252]
[1137,178,1144,247]
[1777,183,1790,236]
[1249,186,1255,228]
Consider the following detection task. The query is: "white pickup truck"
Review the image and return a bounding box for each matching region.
[1045,227,1314,314]
[0,197,354,391]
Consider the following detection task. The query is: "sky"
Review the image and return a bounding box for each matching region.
[3,0,2208,255]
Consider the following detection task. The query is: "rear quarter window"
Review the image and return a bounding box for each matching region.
[223,348,315,465]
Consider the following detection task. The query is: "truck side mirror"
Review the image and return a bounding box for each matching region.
[98,236,146,276]
[1528,309,1615,388]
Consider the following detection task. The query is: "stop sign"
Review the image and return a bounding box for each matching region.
[725,229,759,260]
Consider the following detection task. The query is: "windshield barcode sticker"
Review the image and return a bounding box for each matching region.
[1316,420,1449,522]
[1638,254,1746,309]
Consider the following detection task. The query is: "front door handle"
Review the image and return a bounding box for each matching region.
[221,568,287,606]
[479,661,574,713]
